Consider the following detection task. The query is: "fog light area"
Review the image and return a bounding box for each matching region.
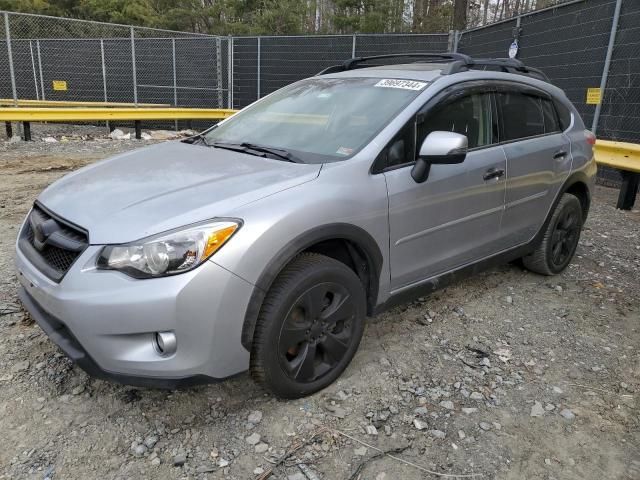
[154,331,177,356]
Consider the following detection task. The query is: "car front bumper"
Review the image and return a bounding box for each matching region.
[15,245,255,388]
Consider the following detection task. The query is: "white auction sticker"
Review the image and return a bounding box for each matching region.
[374,79,428,90]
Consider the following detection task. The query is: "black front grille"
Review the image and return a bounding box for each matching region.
[19,204,88,282]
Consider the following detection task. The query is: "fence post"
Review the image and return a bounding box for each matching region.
[4,13,18,108]
[592,0,623,135]
[512,15,523,58]
[257,36,261,100]
[100,39,110,131]
[29,40,40,100]
[215,37,223,108]
[352,33,357,57]
[130,26,138,105]
[36,40,45,101]
[171,39,178,107]
[227,35,233,109]
[172,38,178,131]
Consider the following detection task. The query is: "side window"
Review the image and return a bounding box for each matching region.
[498,91,545,141]
[553,99,572,131]
[382,120,417,168]
[417,93,494,149]
[541,98,560,133]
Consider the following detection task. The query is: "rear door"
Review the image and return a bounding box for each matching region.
[497,85,572,247]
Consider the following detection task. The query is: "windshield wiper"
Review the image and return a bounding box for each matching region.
[211,141,302,163]
[182,134,210,147]
[241,143,303,163]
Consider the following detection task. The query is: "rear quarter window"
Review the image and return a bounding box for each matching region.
[553,99,573,131]
[541,98,561,133]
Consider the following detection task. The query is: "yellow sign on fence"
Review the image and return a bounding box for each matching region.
[52,80,68,91]
[586,87,601,105]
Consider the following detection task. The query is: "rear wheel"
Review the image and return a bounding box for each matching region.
[523,193,583,275]
[250,253,366,398]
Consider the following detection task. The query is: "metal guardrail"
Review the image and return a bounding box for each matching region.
[594,140,640,173]
[0,99,170,107]
[0,107,236,121]
[594,139,640,210]
[0,107,237,140]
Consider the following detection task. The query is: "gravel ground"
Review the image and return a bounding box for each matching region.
[0,126,639,480]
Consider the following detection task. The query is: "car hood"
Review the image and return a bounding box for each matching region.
[37,141,321,244]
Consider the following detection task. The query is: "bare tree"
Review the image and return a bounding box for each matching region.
[482,0,490,24]
[453,0,468,30]
[413,0,426,30]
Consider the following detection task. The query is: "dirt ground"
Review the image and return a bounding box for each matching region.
[0,126,638,480]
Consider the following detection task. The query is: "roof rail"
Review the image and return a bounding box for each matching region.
[316,52,550,82]
[316,53,472,75]
[443,57,550,82]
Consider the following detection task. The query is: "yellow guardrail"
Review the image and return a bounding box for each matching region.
[1,107,237,142]
[0,107,236,122]
[594,139,640,173]
[0,99,171,108]
[594,139,640,210]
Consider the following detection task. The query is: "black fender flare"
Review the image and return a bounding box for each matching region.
[240,223,383,351]
[528,170,593,252]
[562,170,592,216]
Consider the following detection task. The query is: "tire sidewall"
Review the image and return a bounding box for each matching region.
[257,259,366,398]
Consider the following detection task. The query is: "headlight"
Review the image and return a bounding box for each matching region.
[97,220,240,278]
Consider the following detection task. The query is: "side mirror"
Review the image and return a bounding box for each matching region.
[411,131,468,183]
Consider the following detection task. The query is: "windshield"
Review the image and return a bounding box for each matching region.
[203,77,428,163]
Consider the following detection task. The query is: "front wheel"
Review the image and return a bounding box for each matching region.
[523,193,583,275]
[250,253,366,398]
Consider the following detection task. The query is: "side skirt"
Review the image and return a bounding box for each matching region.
[372,241,534,315]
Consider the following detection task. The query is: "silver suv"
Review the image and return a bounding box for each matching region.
[16,54,596,398]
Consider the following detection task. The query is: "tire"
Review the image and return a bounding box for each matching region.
[250,253,366,398]
[522,193,583,276]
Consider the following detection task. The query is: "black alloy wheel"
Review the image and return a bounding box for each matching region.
[250,253,366,398]
[549,204,581,269]
[278,282,356,383]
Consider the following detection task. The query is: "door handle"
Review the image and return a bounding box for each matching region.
[483,167,505,181]
[553,150,568,159]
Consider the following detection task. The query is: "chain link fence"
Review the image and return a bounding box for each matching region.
[0,13,449,113]
[230,34,450,108]
[457,0,618,136]
[596,0,640,144]
[0,11,229,112]
[1,0,639,164]
[456,0,637,185]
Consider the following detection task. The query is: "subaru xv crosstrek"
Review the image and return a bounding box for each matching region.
[16,53,596,398]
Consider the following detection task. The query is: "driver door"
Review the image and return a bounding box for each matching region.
[381,88,507,291]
